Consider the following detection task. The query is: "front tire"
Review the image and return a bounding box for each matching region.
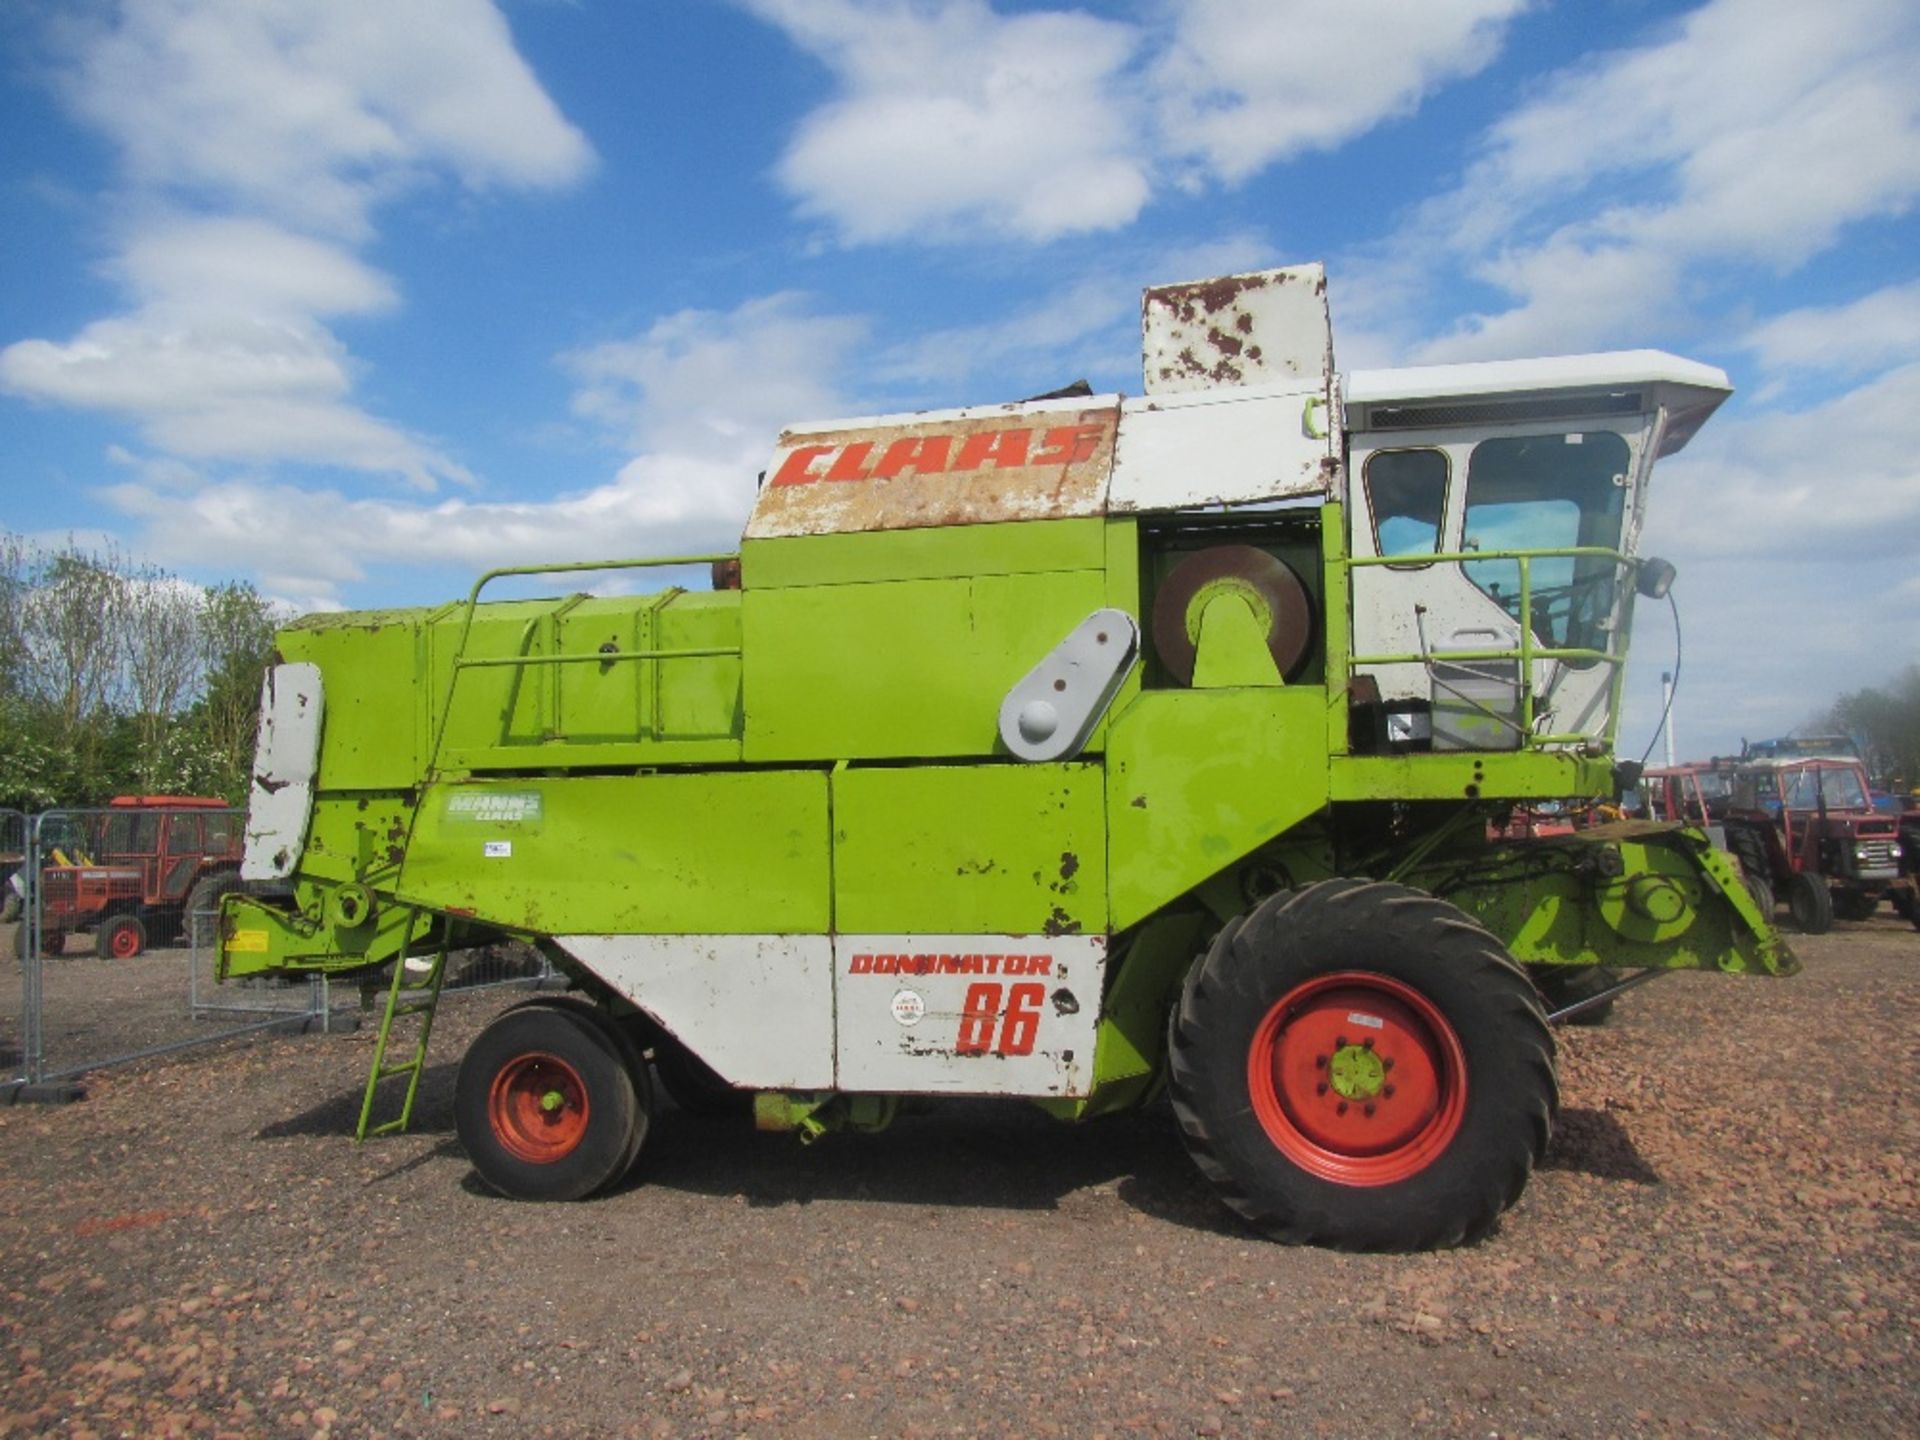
[1787,873,1835,934]
[1169,879,1556,1250]
[455,1000,651,1201]
[96,913,147,960]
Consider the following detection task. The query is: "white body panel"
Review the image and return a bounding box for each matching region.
[833,935,1107,1097]
[560,934,836,1089]
[242,662,323,881]
[1141,264,1333,396]
[1110,382,1340,512]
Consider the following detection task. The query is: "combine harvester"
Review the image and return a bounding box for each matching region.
[217,265,1791,1249]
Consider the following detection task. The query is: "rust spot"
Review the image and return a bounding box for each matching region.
[1050,988,1080,1017]
[1207,327,1245,359]
[1059,851,1080,882]
[1130,795,1148,809]
[253,773,289,795]
[1042,906,1082,937]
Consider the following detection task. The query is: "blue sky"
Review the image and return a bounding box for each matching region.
[2,0,1917,760]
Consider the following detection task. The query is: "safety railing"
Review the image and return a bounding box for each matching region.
[1344,546,1638,750]
[430,554,743,766]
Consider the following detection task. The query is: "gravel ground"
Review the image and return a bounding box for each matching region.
[2,920,1915,1439]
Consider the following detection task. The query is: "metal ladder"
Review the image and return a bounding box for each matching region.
[355,921,449,1140]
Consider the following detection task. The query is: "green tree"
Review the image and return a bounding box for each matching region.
[195,581,280,802]
[1825,665,1920,793]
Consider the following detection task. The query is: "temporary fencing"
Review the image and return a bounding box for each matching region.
[5,804,553,1097]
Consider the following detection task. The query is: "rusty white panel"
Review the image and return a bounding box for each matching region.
[1109,381,1342,514]
[241,662,323,881]
[1142,264,1333,397]
[559,934,835,1089]
[833,934,1106,1097]
[744,396,1120,539]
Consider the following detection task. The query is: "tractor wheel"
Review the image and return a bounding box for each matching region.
[40,928,68,957]
[455,999,651,1202]
[96,913,148,960]
[1531,965,1618,1026]
[1743,869,1775,920]
[184,872,244,950]
[1787,874,1835,935]
[1830,889,1880,923]
[653,1036,750,1118]
[1890,887,1920,930]
[1168,878,1556,1250]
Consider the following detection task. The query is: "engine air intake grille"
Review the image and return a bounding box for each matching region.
[1364,391,1644,431]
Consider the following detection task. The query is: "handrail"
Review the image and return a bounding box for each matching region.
[1343,545,1640,750]
[455,647,740,670]
[432,553,739,765]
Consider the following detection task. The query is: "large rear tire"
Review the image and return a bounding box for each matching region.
[1169,878,1556,1250]
[1787,873,1835,934]
[455,1000,651,1201]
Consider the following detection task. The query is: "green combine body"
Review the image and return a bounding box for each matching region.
[220,265,1790,1249]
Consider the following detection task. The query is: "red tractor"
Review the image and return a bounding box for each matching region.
[1722,757,1911,933]
[19,797,243,958]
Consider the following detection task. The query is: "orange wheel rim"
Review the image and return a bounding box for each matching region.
[1246,971,1467,1187]
[487,1052,590,1163]
[109,926,141,958]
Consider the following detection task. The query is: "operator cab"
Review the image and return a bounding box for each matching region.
[1343,354,1730,753]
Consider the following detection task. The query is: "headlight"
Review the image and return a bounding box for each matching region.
[1892,843,1905,860]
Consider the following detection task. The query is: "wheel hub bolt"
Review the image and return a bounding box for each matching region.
[1336,1101,1349,1116]
[1363,1104,1376,1117]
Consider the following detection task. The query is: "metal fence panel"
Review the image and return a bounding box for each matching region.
[6,803,559,1093]
[10,805,324,1088]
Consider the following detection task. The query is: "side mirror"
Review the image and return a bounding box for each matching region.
[1636,556,1677,599]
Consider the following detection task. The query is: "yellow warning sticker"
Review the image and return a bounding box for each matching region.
[228,930,270,954]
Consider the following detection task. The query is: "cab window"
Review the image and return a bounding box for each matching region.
[1364,448,1448,559]
[1461,431,1630,654]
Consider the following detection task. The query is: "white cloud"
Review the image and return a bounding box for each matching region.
[1151,0,1526,184]
[60,0,592,239]
[1738,280,1920,378]
[3,0,591,492]
[871,277,1130,392]
[1625,362,1920,756]
[1404,0,1920,360]
[0,219,467,490]
[106,295,868,606]
[564,294,867,459]
[743,0,1148,243]
[742,0,1527,246]
[116,216,399,318]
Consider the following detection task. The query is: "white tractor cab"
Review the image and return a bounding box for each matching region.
[1344,354,1730,754]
